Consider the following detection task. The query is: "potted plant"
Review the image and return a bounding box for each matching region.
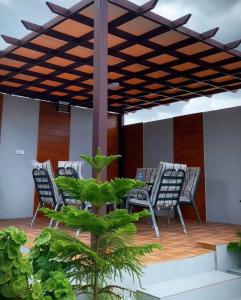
[30,149,161,299]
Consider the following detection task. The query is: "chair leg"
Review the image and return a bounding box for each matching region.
[149,206,160,238]
[49,201,61,228]
[30,203,40,228]
[177,205,187,234]
[166,208,170,228]
[192,202,202,223]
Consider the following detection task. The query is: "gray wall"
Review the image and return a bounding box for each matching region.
[204,106,241,225]
[69,106,93,178]
[0,95,39,219]
[143,118,173,167]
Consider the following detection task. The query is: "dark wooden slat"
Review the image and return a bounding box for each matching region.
[174,113,206,221]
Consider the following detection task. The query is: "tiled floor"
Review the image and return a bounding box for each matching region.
[0,217,240,264]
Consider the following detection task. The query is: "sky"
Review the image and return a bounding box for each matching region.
[0,0,241,124]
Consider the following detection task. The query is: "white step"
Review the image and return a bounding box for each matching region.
[137,271,241,300]
[118,252,216,293]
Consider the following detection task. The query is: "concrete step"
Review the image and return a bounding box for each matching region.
[137,271,241,300]
[119,252,216,293]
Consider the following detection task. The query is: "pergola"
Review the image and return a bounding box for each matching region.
[0,0,241,165]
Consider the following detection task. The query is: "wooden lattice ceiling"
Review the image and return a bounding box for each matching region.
[0,0,241,113]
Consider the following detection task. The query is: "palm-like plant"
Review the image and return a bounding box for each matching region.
[31,149,160,300]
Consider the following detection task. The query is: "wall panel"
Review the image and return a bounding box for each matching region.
[0,95,39,218]
[204,106,241,225]
[37,101,70,171]
[144,119,173,167]
[123,123,143,178]
[69,107,93,178]
[174,113,206,221]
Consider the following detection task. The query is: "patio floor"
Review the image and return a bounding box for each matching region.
[0,218,240,264]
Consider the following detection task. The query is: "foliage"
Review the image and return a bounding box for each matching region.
[0,227,75,300]
[35,148,161,300]
[228,232,241,254]
[0,227,32,299]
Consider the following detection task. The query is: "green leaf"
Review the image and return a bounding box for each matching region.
[80,147,121,175]
[35,230,52,247]
[6,227,27,245]
[110,178,144,200]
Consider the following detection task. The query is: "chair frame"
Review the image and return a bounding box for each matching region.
[31,168,62,227]
[179,167,201,222]
[127,168,186,238]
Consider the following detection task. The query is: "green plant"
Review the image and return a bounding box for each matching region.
[228,232,241,253]
[0,227,33,299]
[0,227,75,300]
[32,149,161,300]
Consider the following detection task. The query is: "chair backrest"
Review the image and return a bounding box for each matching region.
[32,168,57,206]
[182,167,201,198]
[154,168,186,208]
[57,166,81,206]
[58,161,83,179]
[57,167,78,179]
[135,168,157,194]
[32,160,60,203]
[151,162,187,206]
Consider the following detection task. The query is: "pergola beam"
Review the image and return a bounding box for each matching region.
[92,0,108,160]
[139,0,159,14]
[225,39,241,50]
[200,27,219,40]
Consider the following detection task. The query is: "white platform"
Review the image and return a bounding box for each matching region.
[137,271,241,300]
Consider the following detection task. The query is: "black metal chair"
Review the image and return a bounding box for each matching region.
[127,167,186,238]
[57,167,84,209]
[31,168,62,227]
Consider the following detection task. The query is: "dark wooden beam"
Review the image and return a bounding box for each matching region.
[225,39,241,50]
[92,0,108,159]
[139,0,159,14]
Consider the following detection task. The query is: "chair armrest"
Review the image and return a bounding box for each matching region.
[127,189,150,200]
[181,189,192,199]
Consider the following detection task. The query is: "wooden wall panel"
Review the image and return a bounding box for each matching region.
[107,113,120,180]
[0,94,3,143]
[123,123,143,178]
[174,113,206,221]
[37,101,70,171]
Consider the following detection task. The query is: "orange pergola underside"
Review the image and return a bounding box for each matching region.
[0,0,241,113]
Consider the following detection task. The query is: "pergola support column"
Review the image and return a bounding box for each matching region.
[92,0,108,172]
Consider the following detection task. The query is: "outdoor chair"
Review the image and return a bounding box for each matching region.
[179,167,201,222]
[127,162,187,238]
[58,161,83,179]
[57,161,85,210]
[31,160,62,227]
[135,167,157,195]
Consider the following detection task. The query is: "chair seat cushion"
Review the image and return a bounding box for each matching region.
[179,196,192,204]
[156,200,178,208]
[128,198,149,207]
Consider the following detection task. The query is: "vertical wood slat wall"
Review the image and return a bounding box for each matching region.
[174,114,206,221]
[0,94,3,143]
[37,102,71,172]
[123,123,143,178]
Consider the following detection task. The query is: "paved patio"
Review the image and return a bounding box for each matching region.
[1,217,240,264]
